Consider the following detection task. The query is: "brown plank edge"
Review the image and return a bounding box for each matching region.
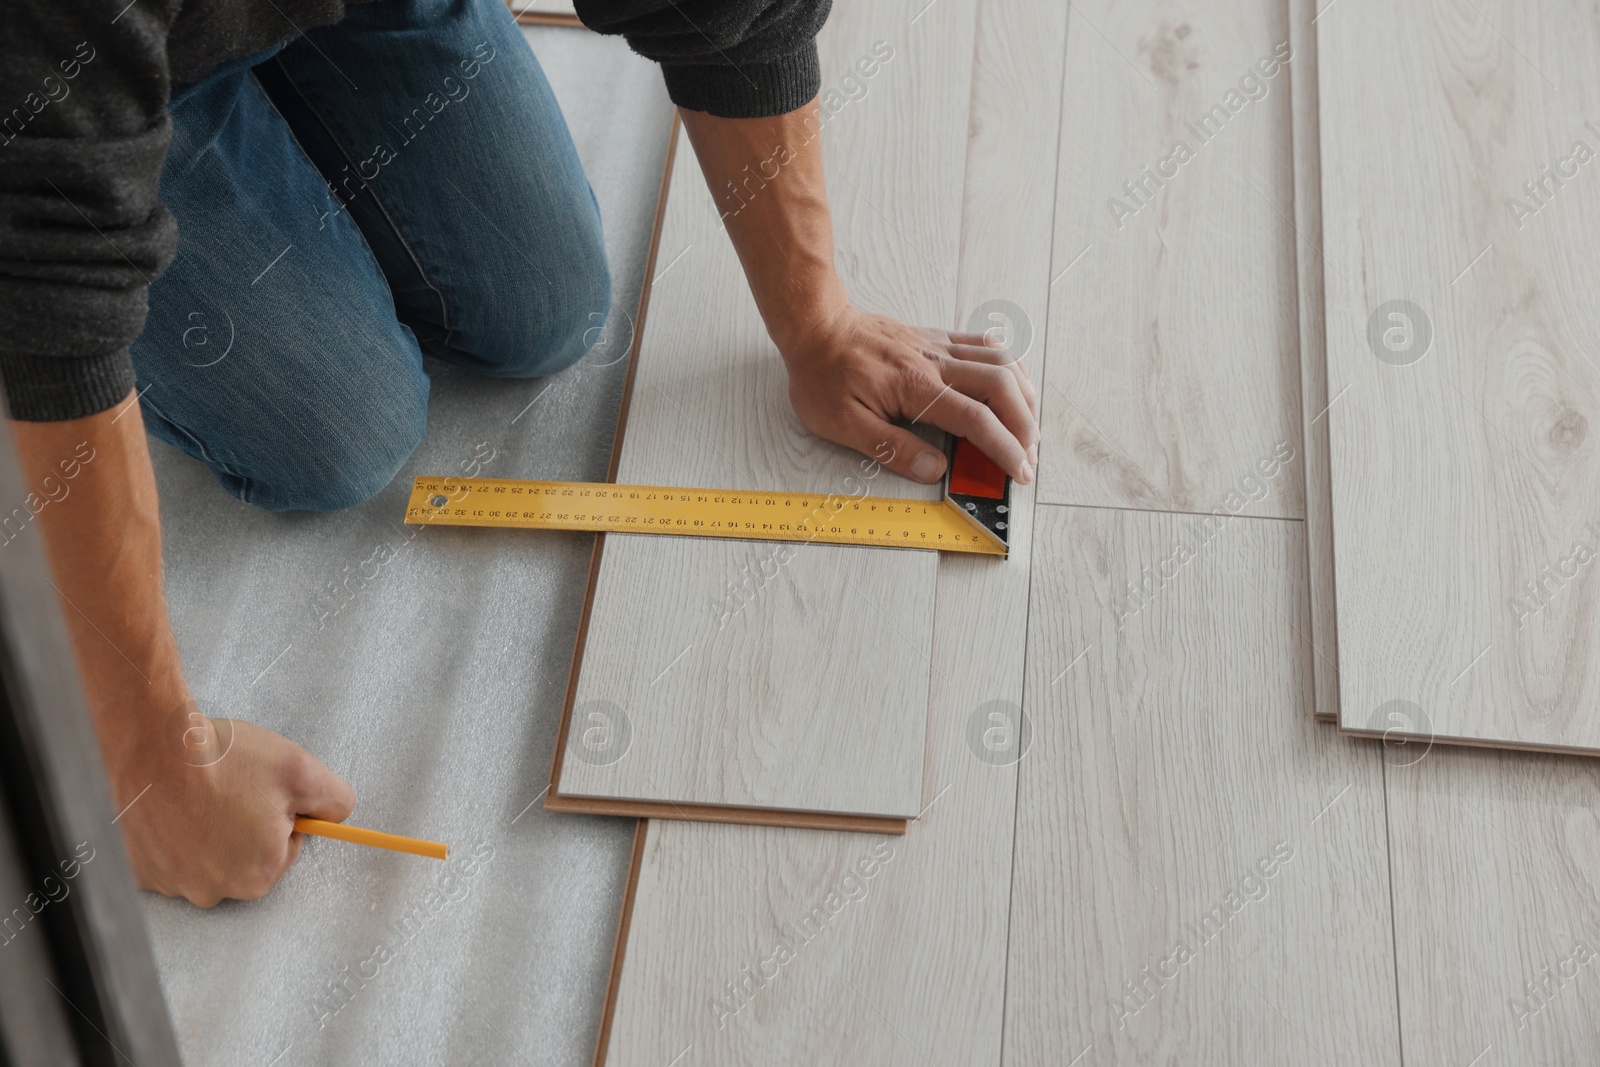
[591,818,648,1067]
[1336,723,1600,760]
[539,117,912,836]
[547,792,907,835]
[514,11,584,28]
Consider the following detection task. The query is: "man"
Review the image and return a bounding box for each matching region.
[1,0,1037,906]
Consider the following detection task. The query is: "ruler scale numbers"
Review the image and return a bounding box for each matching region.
[404,476,1008,556]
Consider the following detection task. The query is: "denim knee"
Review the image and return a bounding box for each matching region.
[236,366,429,513]
[462,195,612,380]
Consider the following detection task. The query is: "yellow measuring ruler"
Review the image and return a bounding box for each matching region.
[402,475,1009,556]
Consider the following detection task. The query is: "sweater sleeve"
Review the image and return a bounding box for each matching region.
[0,1,182,422]
[573,0,831,118]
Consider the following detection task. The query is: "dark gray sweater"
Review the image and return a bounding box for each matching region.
[0,0,828,422]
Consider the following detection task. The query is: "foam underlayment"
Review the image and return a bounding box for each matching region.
[143,27,673,1066]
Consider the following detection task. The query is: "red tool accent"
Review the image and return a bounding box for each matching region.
[947,438,1007,499]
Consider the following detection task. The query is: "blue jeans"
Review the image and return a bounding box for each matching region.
[133,0,610,511]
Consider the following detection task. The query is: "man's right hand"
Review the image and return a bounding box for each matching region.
[113,714,355,907]
[9,389,352,905]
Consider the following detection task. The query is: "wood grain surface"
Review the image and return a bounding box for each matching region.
[595,0,1058,1060]
[1383,743,1600,1063]
[1002,506,1397,1064]
[555,0,972,819]
[1320,0,1600,750]
[1036,0,1304,519]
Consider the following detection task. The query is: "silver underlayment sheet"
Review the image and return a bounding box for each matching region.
[143,28,674,1066]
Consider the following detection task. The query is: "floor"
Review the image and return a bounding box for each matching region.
[144,27,671,1067]
[145,5,1600,1067]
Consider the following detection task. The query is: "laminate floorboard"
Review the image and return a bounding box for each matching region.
[1384,745,1600,1064]
[1036,0,1304,520]
[1002,506,1397,1065]
[551,1,971,820]
[1320,0,1600,750]
[593,0,1062,1059]
[1287,0,1339,722]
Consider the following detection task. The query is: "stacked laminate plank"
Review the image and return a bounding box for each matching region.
[1298,0,1600,749]
[1317,0,1600,754]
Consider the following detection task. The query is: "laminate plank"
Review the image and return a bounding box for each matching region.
[1287,0,1339,722]
[552,0,968,819]
[1036,0,1304,520]
[1002,506,1397,1064]
[1383,745,1600,1063]
[593,0,1060,1059]
[1320,0,1600,750]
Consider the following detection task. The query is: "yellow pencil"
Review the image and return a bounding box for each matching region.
[293,817,448,861]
